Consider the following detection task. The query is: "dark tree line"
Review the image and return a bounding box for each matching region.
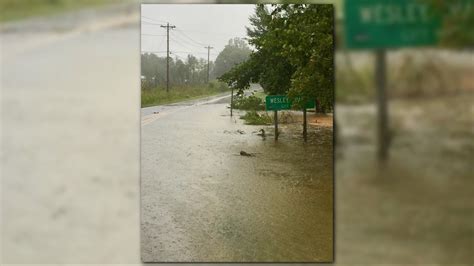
[141,53,210,89]
[141,37,252,90]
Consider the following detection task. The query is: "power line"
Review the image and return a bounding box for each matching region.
[170,34,203,49]
[142,21,164,26]
[141,16,168,24]
[169,36,202,52]
[168,36,217,58]
[142,51,167,54]
[174,29,207,46]
[175,51,214,55]
[176,27,233,37]
[143,50,217,57]
[170,52,187,61]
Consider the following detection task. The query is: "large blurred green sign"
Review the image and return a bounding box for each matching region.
[344,0,441,49]
[265,95,315,111]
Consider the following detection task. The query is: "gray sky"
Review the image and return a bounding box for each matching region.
[141,4,256,61]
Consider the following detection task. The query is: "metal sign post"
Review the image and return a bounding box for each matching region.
[274,110,278,141]
[343,0,451,162]
[230,87,234,117]
[265,95,314,141]
[375,50,388,160]
[303,108,307,142]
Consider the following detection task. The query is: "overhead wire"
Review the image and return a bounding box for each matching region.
[142,21,164,26]
[174,29,208,46]
[142,19,226,62]
[170,34,203,49]
[141,16,168,24]
[169,52,188,62]
[169,36,205,55]
[142,51,167,54]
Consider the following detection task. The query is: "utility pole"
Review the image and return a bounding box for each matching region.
[204,45,213,83]
[160,23,175,92]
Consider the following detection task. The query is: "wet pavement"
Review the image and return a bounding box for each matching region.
[1,10,141,263]
[141,99,333,262]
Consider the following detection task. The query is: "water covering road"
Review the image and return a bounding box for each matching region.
[141,97,333,262]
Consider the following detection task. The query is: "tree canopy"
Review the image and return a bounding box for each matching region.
[428,0,474,48]
[212,37,252,79]
[219,4,334,110]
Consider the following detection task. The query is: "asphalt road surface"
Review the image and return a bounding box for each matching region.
[1,5,141,264]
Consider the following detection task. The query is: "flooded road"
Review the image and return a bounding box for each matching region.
[141,99,333,262]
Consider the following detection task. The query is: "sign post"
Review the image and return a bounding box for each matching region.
[230,87,234,117]
[344,0,446,162]
[265,95,315,141]
[375,50,388,160]
[303,108,307,142]
[274,110,278,140]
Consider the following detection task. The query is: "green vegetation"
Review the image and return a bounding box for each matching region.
[426,0,474,48]
[219,4,334,112]
[336,51,469,104]
[252,91,267,100]
[141,53,210,89]
[142,37,251,91]
[212,37,252,79]
[0,0,117,22]
[336,64,374,103]
[141,82,228,107]
[232,95,265,111]
[240,111,272,125]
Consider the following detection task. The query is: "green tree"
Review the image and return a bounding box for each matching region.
[212,37,252,79]
[426,0,474,48]
[219,4,334,111]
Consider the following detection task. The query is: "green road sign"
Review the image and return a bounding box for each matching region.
[344,0,442,49]
[265,95,315,111]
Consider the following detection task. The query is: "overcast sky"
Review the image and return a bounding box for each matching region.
[141,4,256,61]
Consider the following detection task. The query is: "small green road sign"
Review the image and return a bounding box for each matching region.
[265,95,315,111]
[344,0,441,49]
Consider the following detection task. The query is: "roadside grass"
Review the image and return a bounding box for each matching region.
[141,82,229,107]
[232,95,265,111]
[232,92,269,125]
[240,110,309,125]
[0,0,118,22]
[240,111,272,125]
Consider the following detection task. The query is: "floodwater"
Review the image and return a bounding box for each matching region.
[335,94,473,263]
[141,99,333,262]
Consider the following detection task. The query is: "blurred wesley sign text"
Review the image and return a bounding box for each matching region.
[344,0,441,49]
[266,95,315,111]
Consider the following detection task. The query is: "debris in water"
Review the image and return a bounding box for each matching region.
[153,111,159,114]
[237,129,245,134]
[240,151,255,157]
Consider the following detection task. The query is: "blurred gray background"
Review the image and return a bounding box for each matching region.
[1,0,472,264]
